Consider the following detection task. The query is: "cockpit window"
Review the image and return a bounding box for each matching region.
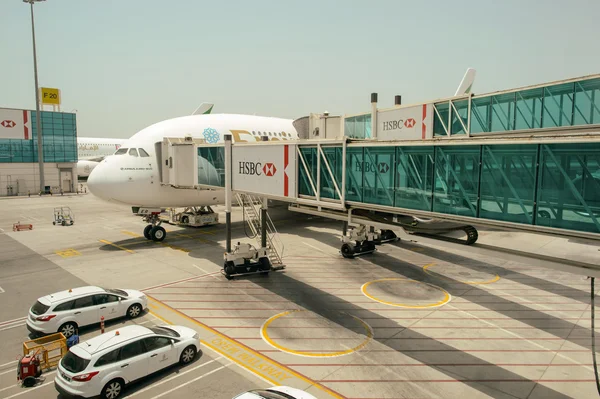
[114,148,128,155]
[129,148,138,157]
[138,148,150,157]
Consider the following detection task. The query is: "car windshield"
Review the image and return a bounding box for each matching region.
[103,288,128,297]
[149,326,180,338]
[61,351,90,373]
[31,301,49,315]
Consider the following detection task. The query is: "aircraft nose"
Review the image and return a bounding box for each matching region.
[87,162,110,201]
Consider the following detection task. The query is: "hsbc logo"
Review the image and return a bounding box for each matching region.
[355,162,390,173]
[1,120,16,128]
[238,161,277,177]
[262,163,277,176]
[382,118,417,131]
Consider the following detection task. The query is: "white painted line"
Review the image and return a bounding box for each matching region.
[0,323,25,332]
[0,371,55,396]
[148,364,229,399]
[125,357,223,398]
[3,381,53,398]
[0,317,27,327]
[0,286,4,293]
[0,360,17,369]
[302,242,337,258]
[447,303,595,372]
[192,264,221,280]
[0,367,19,376]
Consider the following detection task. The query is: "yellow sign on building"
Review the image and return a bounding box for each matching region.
[41,87,60,105]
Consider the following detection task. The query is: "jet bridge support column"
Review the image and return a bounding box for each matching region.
[225,134,232,254]
[222,134,271,280]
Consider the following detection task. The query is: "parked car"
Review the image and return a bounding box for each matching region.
[55,324,200,398]
[26,286,148,338]
[233,387,318,399]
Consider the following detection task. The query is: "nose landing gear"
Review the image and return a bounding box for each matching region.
[134,207,167,242]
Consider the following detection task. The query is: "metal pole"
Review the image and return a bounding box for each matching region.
[224,134,232,253]
[260,136,268,250]
[29,1,45,193]
[261,201,267,249]
[371,93,378,139]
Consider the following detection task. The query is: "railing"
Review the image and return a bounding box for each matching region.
[235,193,284,265]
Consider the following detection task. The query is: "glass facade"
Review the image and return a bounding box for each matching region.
[344,114,372,139]
[197,146,225,186]
[434,76,600,136]
[0,111,77,163]
[298,142,600,234]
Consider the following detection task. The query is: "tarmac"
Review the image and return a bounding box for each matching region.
[0,187,599,399]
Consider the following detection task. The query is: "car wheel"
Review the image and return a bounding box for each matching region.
[179,345,197,364]
[127,304,143,318]
[59,322,77,338]
[102,379,124,399]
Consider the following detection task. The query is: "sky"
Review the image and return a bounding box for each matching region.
[1,0,599,139]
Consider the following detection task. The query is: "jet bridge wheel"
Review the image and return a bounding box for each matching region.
[143,225,152,240]
[150,226,166,242]
[464,226,478,245]
[341,243,355,259]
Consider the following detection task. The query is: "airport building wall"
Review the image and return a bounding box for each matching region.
[0,107,78,196]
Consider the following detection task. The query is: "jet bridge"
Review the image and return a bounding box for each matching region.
[159,74,600,268]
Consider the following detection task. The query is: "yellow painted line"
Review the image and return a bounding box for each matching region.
[423,263,500,285]
[147,297,345,399]
[98,240,135,254]
[55,249,81,258]
[409,247,425,252]
[121,231,192,253]
[260,309,373,357]
[361,274,451,309]
[121,230,141,237]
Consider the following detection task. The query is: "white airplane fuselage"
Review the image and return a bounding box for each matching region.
[87,113,298,208]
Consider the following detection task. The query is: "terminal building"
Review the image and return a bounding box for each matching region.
[0,107,78,196]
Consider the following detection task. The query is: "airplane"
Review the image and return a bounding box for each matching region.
[87,113,299,241]
[75,103,215,178]
[87,70,476,242]
[77,137,126,178]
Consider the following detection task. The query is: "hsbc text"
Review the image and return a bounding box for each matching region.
[239,162,262,175]
[382,120,404,131]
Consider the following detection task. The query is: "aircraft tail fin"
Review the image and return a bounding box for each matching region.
[192,102,214,115]
[454,68,476,96]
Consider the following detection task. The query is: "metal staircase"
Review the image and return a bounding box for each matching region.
[235,193,284,266]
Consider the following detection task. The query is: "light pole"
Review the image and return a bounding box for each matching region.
[24,0,46,194]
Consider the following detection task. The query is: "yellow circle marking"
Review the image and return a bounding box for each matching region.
[260,309,373,358]
[361,278,451,308]
[423,263,500,285]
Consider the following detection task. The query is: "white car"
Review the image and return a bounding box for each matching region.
[234,387,318,399]
[55,324,200,399]
[26,286,148,338]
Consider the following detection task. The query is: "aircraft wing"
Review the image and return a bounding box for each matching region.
[192,102,214,115]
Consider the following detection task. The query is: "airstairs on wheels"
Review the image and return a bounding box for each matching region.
[235,193,284,267]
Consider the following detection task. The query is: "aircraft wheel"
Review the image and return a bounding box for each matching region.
[151,226,166,242]
[143,225,153,240]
